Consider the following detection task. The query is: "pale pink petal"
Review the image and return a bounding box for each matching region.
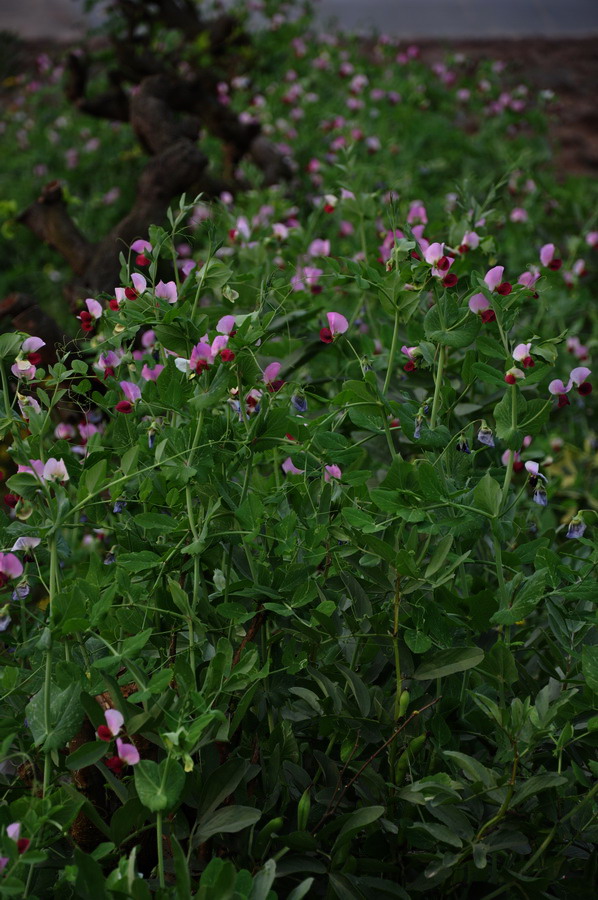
[131,273,147,294]
[155,280,178,304]
[131,239,152,253]
[210,336,229,357]
[217,315,236,334]
[0,554,24,579]
[22,337,46,354]
[141,364,164,382]
[105,709,124,737]
[569,366,591,386]
[119,381,142,404]
[468,293,490,313]
[282,457,304,475]
[512,343,532,362]
[423,242,444,265]
[42,458,69,482]
[6,823,20,841]
[85,298,103,319]
[484,266,504,292]
[263,362,282,384]
[548,379,569,395]
[327,312,349,335]
[540,243,555,267]
[116,738,140,765]
[324,464,342,482]
[114,287,126,303]
[524,461,539,476]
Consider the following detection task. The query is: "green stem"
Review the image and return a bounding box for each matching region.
[500,385,518,508]
[0,361,11,417]
[392,575,402,721]
[156,810,165,888]
[383,307,401,395]
[42,537,59,796]
[430,345,446,429]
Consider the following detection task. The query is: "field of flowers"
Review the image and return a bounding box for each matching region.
[0,3,597,898]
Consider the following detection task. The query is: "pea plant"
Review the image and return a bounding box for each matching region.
[0,175,596,900]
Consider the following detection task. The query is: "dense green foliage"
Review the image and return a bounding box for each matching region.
[0,4,597,898]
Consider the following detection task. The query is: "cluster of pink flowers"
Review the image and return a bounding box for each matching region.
[96,709,140,775]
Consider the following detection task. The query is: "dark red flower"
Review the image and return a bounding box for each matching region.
[504,373,517,385]
[124,287,137,301]
[4,494,19,508]
[497,282,512,295]
[268,379,285,393]
[135,253,150,266]
[97,725,113,742]
[458,243,469,254]
[16,838,30,855]
[578,381,592,396]
[105,756,124,775]
[109,298,120,311]
[548,259,562,270]
[513,460,525,473]
[324,204,335,214]
[27,353,42,366]
[437,255,450,271]
[103,367,115,380]
[522,356,535,369]
[403,360,416,372]
[320,327,333,343]
[115,401,133,414]
[557,394,570,408]
[220,349,235,362]
[411,250,421,260]
[442,273,458,287]
[480,309,496,323]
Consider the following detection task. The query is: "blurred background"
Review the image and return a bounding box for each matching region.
[1,0,598,40]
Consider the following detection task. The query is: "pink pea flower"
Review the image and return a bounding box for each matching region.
[458,231,480,253]
[155,280,178,304]
[485,265,512,295]
[106,738,140,774]
[570,366,592,395]
[97,708,124,742]
[78,298,103,332]
[510,207,528,223]
[17,393,42,420]
[539,243,562,270]
[43,458,69,483]
[308,238,331,257]
[5,822,29,855]
[324,464,342,482]
[468,293,495,323]
[131,239,152,266]
[504,367,525,385]
[96,350,122,380]
[423,242,452,277]
[116,381,141,414]
[401,345,420,372]
[512,342,534,368]
[566,336,589,361]
[217,315,236,335]
[141,330,156,350]
[123,273,147,301]
[586,231,598,248]
[11,336,46,380]
[263,362,282,386]
[11,536,41,554]
[339,220,354,237]
[141,364,164,382]
[0,553,24,587]
[525,461,548,506]
[282,458,304,475]
[320,311,348,344]
[407,201,427,225]
[273,223,289,241]
[518,268,541,291]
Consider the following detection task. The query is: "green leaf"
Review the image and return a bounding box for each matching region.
[197,805,262,842]
[26,682,83,751]
[473,473,502,517]
[116,551,161,573]
[413,647,484,680]
[333,806,384,851]
[491,570,547,625]
[249,859,276,900]
[66,741,108,771]
[134,758,185,812]
[582,646,598,693]
[424,298,480,348]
